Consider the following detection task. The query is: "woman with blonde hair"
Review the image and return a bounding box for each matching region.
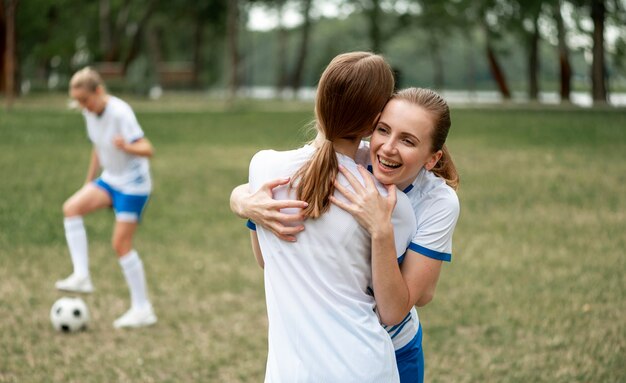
[56,67,157,329]
[244,52,416,382]
[232,87,460,382]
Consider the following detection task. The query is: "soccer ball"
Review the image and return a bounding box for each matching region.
[50,297,90,333]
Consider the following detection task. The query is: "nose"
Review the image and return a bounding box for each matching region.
[380,138,397,155]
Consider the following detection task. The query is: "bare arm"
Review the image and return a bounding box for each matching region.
[330,164,442,325]
[84,148,100,185]
[250,230,264,268]
[230,179,308,242]
[113,136,154,157]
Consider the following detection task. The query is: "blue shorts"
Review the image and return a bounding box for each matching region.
[396,325,424,383]
[94,178,150,222]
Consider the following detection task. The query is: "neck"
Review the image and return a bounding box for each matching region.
[313,132,361,159]
[95,94,109,116]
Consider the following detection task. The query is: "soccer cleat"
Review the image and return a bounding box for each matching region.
[55,274,94,294]
[113,305,157,329]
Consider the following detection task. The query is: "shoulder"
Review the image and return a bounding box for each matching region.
[108,96,136,117]
[249,146,313,188]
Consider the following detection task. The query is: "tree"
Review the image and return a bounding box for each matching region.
[590,0,608,104]
[553,0,572,102]
[227,0,241,101]
[290,0,313,95]
[2,0,18,109]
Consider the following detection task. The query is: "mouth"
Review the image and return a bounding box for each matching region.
[378,155,401,169]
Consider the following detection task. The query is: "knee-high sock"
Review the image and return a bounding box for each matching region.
[64,216,89,278]
[119,250,150,310]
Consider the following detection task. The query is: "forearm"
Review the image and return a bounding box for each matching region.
[230,183,252,219]
[370,225,412,326]
[250,231,265,269]
[122,138,154,157]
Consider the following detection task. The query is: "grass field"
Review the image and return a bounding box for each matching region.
[1,97,625,382]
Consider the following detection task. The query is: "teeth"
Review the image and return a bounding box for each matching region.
[379,157,401,168]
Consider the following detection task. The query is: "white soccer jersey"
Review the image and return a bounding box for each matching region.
[358,141,460,350]
[249,144,416,383]
[83,96,151,195]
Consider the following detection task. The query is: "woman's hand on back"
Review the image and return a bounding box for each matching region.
[230,179,308,242]
[330,164,397,236]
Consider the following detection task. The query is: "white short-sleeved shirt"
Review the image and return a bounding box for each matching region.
[249,144,416,383]
[358,141,460,350]
[83,96,151,195]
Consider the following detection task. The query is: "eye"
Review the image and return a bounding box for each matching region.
[401,138,416,147]
[375,125,389,135]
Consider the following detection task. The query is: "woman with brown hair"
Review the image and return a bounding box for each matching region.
[232,88,460,383]
[244,52,416,382]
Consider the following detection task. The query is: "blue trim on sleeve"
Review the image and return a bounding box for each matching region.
[130,135,145,143]
[246,219,257,231]
[389,312,412,339]
[397,254,405,264]
[408,242,452,262]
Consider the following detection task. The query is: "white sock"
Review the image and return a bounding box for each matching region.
[119,250,150,310]
[64,216,89,278]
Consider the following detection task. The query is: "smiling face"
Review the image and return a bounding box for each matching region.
[369,98,442,190]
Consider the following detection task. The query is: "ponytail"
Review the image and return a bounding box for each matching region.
[431,144,459,191]
[292,52,394,219]
[292,140,338,218]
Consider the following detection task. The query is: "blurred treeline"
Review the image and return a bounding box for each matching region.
[1,0,625,105]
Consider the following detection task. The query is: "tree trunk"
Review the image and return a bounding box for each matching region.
[464,33,476,96]
[555,0,571,102]
[121,1,156,75]
[99,0,112,57]
[290,0,313,95]
[528,14,540,101]
[366,0,382,53]
[192,14,204,88]
[104,0,131,62]
[275,0,288,96]
[591,0,607,104]
[4,0,18,109]
[0,3,6,93]
[227,0,240,101]
[485,28,511,100]
[429,34,444,90]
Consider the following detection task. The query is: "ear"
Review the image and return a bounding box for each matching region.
[424,150,443,171]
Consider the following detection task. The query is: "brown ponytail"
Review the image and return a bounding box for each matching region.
[392,88,459,190]
[293,52,395,218]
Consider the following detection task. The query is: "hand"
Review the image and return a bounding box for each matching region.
[330,164,397,236]
[113,135,127,151]
[245,178,308,242]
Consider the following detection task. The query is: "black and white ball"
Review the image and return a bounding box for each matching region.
[50,297,90,333]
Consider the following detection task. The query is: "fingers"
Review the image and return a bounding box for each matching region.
[356,164,377,189]
[333,180,356,202]
[269,199,309,211]
[269,222,305,243]
[337,165,364,193]
[329,195,353,213]
[262,177,291,191]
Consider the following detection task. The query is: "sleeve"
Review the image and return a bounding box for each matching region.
[390,193,418,261]
[118,105,144,143]
[409,194,460,262]
[246,150,272,231]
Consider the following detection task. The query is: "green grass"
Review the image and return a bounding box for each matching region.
[0,99,624,382]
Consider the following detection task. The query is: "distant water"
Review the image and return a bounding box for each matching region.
[226,87,626,107]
